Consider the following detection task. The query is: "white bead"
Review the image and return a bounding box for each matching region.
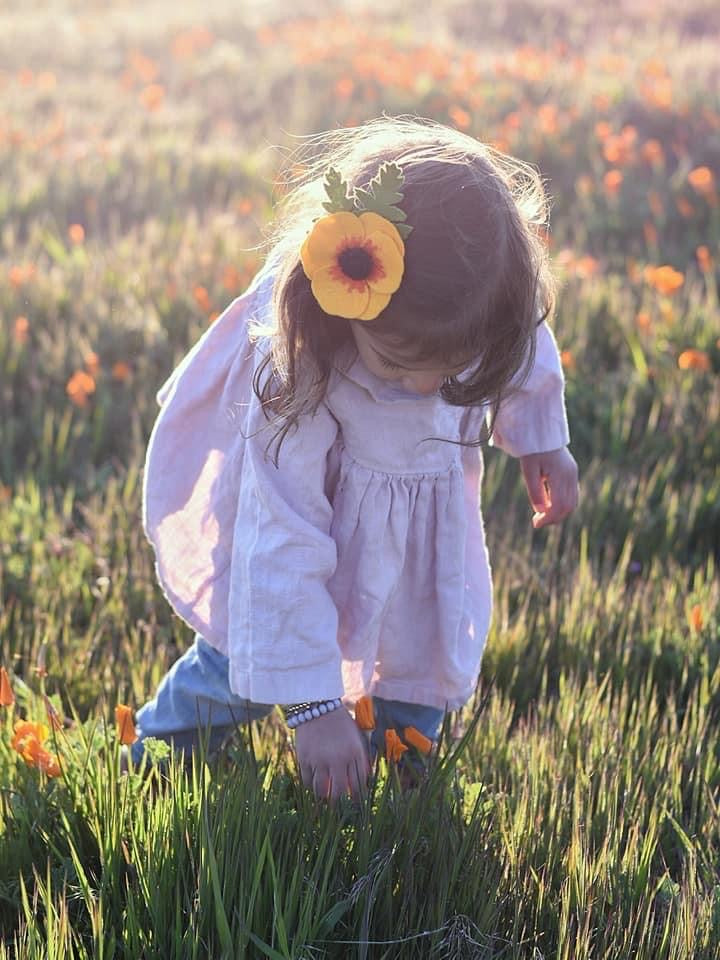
[304,709,313,721]
[318,703,327,714]
[311,707,320,718]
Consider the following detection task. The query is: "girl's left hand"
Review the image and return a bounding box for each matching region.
[519,447,579,529]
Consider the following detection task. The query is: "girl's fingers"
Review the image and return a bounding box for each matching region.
[347,754,370,800]
[521,460,551,515]
[534,474,579,527]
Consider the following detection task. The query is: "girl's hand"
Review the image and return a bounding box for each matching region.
[294,705,371,803]
[519,447,579,529]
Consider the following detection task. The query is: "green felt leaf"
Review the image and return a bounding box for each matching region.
[321,166,354,213]
[353,161,413,236]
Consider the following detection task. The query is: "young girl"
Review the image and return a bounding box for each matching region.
[133,116,579,801]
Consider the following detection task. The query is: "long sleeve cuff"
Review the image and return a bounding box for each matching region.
[489,321,570,458]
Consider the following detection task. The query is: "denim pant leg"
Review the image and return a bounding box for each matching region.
[368,698,446,762]
[131,635,274,763]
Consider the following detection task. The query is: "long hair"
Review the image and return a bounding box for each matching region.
[250,115,555,458]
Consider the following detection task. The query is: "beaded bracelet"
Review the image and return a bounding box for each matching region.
[283,698,342,729]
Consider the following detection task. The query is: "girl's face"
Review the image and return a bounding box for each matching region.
[350,322,468,396]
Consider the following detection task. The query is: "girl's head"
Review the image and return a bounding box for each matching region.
[255,116,555,441]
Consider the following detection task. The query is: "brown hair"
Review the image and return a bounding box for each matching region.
[251,116,555,457]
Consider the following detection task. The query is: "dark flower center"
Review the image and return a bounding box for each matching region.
[338,246,374,280]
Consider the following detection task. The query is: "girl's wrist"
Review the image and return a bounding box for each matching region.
[282,698,342,729]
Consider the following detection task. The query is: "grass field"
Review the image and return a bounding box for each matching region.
[1,0,719,956]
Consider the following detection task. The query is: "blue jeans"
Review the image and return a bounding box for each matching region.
[131,635,445,764]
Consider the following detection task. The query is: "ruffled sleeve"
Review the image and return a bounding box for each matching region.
[488,320,570,457]
[227,356,343,705]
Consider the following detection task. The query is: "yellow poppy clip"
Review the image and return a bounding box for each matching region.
[300,162,412,322]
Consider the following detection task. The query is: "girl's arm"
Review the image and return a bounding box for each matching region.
[489,320,570,459]
[231,366,371,800]
[462,321,579,527]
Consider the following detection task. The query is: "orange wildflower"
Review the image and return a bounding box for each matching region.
[385,729,408,762]
[13,315,29,345]
[139,84,164,111]
[448,106,471,130]
[574,256,600,279]
[696,246,713,272]
[644,265,684,295]
[193,285,212,312]
[0,667,14,707]
[688,166,715,197]
[335,76,355,99]
[403,726,432,754]
[111,361,132,382]
[11,720,61,776]
[688,604,704,631]
[636,311,652,331]
[66,370,96,407]
[641,139,664,166]
[594,121,612,141]
[115,704,138,745]
[33,749,62,777]
[678,349,710,372]
[603,170,623,195]
[12,720,48,758]
[560,350,576,371]
[354,696,375,730]
[68,223,85,245]
[9,263,36,288]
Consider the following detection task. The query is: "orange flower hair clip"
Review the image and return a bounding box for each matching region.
[300,162,413,322]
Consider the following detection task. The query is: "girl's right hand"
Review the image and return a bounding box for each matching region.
[294,705,371,803]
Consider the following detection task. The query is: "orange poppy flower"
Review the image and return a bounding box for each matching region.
[13,316,29,344]
[115,704,138,745]
[300,211,404,321]
[644,265,684,295]
[385,729,408,762]
[354,695,375,730]
[696,246,713,272]
[11,720,60,775]
[40,752,62,776]
[66,370,96,407]
[193,285,212,313]
[560,350,576,371]
[0,667,14,707]
[677,349,710,372]
[111,361,132,382]
[139,83,164,111]
[603,170,623,195]
[688,167,715,197]
[403,726,433,754]
[68,223,85,245]
[688,604,704,631]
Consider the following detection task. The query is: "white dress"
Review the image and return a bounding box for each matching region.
[142,261,570,711]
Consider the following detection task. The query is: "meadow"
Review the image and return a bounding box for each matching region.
[1,0,719,956]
